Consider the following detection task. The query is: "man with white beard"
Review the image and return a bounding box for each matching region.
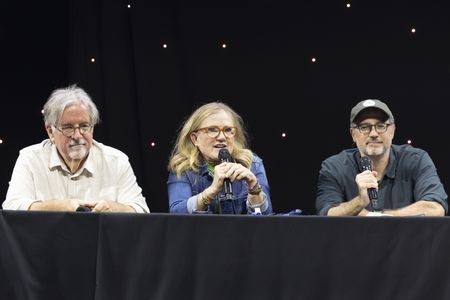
[315,99,447,216]
[2,85,149,213]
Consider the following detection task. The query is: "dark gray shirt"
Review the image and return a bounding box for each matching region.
[316,144,448,215]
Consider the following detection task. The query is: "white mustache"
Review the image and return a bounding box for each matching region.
[68,139,87,147]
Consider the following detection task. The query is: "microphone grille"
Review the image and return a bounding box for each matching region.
[360,156,372,171]
[218,148,231,161]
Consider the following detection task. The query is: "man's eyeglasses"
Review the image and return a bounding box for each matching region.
[352,123,392,134]
[54,124,93,137]
[196,126,236,138]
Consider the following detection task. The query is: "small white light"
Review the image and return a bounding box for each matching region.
[163,44,167,48]
[127,4,131,8]
[41,109,45,115]
[150,142,156,147]
[411,28,416,33]
[0,139,3,144]
[346,3,351,8]
[407,139,412,144]
[311,57,316,62]
[281,133,287,138]
[91,58,95,62]
[222,43,227,48]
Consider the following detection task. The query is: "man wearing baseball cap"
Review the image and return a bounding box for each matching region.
[315,99,447,216]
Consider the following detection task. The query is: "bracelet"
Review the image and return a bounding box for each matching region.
[248,181,262,195]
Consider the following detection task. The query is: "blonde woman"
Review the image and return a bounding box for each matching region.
[167,102,272,214]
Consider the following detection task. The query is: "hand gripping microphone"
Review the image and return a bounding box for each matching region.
[218,148,233,201]
[360,156,379,211]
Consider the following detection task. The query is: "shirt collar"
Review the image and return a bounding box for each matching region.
[354,147,396,180]
[83,151,95,175]
[48,141,94,176]
[49,143,63,170]
[384,147,396,179]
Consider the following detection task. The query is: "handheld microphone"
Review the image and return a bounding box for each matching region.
[360,156,379,211]
[218,148,233,201]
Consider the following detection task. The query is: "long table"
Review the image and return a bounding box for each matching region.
[1,210,449,300]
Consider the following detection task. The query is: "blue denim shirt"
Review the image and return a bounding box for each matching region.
[168,155,272,214]
[316,144,448,215]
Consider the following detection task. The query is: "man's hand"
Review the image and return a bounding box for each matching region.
[79,200,136,213]
[355,170,378,207]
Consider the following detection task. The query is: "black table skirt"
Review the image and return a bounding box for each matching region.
[1,211,449,300]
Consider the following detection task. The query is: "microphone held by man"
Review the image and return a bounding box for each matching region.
[360,156,379,211]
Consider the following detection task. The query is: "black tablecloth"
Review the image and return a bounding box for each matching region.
[1,211,449,300]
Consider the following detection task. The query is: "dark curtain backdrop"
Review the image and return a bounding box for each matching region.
[1,0,450,214]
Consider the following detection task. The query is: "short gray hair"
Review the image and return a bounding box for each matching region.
[43,84,100,126]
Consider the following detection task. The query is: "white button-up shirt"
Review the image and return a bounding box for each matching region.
[3,139,149,213]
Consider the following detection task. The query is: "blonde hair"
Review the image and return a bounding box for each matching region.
[168,102,254,176]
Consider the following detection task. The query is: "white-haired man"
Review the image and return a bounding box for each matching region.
[3,85,149,213]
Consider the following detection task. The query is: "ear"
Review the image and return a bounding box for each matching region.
[190,132,198,146]
[46,124,55,141]
[349,127,357,143]
[390,123,396,138]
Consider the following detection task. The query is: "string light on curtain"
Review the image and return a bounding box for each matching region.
[346,3,351,8]
[91,58,95,62]
[149,141,156,147]
[407,139,412,144]
[411,28,416,33]
[281,133,287,138]
[0,139,3,144]
[127,4,131,8]
[311,57,317,62]
[222,43,227,48]
[163,44,167,48]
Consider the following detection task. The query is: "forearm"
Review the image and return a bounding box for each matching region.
[29,199,79,211]
[327,196,367,216]
[384,200,445,216]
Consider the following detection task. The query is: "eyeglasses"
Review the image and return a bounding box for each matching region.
[54,123,93,137]
[352,123,392,134]
[196,126,237,138]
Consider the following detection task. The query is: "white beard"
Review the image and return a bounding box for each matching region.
[364,143,386,157]
[68,145,87,160]
[67,139,88,160]
[366,148,382,156]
